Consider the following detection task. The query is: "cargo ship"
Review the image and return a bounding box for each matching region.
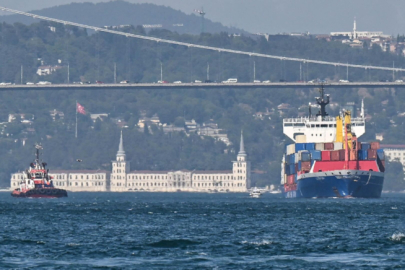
[281,86,384,198]
[11,144,68,198]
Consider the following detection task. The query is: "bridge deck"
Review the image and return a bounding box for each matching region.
[0,82,405,90]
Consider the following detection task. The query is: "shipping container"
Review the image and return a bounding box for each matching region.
[321,151,331,161]
[368,149,377,160]
[315,143,325,151]
[370,141,380,150]
[350,150,357,161]
[300,151,311,162]
[361,143,371,150]
[306,143,315,150]
[294,154,299,164]
[334,142,343,150]
[296,135,307,143]
[310,150,322,160]
[294,174,298,183]
[286,144,296,155]
[377,149,385,160]
[295,143,306,152]
[358,149,368,160]
[301,161,311,171]
[297,161,302,171]
[324,143,334,150]
[338,149,346,160]
[289,164,296,175]
[295,163,298,172]
[285,164,290,175]
[289,154,295,164]
[330,150,340,161]
[287,175,295,185]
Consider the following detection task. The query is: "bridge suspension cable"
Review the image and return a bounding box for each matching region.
[1,5,404,72]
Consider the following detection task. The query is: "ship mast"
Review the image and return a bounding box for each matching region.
[315,84,330,120]
[35,144,42,165]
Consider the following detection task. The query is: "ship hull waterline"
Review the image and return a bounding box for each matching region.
[11,188,68,198]
[284,171,384,198]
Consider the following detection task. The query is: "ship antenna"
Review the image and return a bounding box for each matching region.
[35,144,43,163]
[315,83,330,120]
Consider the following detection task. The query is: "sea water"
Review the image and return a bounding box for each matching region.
[0,192,404,269]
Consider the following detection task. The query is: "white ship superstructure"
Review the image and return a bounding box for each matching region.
[283,87,365,143]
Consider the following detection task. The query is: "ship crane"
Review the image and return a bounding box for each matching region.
[194,7,206,33]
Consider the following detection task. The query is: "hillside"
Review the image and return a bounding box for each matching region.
[0,1,246,35]
[0,21,404,190]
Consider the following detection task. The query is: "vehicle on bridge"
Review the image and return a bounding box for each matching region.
[95,81,104,84]
[222,78,238,83]
[254,80,261,83]
[173,81,182,84]
[395,80,404,83]
[157,80,169,84]
[263,80,271,83]
[194,80,202,83]
[339,79,350,83]
[37,81,51,85]
[120,80,130,84]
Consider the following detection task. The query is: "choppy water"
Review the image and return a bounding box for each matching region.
[0,192,404,269]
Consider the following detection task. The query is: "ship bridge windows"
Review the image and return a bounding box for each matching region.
[294,123,305,127]
[321,124,328,128]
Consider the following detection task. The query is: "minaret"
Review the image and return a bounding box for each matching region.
[353,17,357,40]
[117,129,125,161]
[238,130,247,161]
[111,130,130,191]
[233,130,251,191]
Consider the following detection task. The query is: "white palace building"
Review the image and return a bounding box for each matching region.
[10,132,251,193]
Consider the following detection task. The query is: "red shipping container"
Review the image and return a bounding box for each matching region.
[324,143,334,150]
[301,161,311,171]
[368,149,377,160]
[331,150,340,161]
[321,151,331,161]
[287,175,295,185]
[338,149,346,160]
[370,141,380,150]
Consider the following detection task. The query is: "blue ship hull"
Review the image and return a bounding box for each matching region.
[284,171,384,198]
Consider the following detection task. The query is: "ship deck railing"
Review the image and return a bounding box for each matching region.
[283,117,365,123]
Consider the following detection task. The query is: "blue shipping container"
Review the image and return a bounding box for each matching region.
[301,152,311,162]
[295,143,306,152]
[285,164,290,175]
[294,174,298,183]
[298,161,302,171]
[289,154,295,165]
[358,149,368,160]
[306,143,316,150]
[310,150,322,160]
[361,143,371,150]
[289,164,296,175]
[377,149,385,160]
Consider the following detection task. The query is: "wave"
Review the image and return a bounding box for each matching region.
[241,240,272,246]
[148,239,200,248]
[389,232,405,242]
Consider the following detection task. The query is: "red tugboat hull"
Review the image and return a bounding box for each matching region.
[11,188,67,198]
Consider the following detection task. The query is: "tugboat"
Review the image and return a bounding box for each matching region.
[11,144,67,198]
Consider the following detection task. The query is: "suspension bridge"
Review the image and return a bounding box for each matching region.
[1,5,404,73]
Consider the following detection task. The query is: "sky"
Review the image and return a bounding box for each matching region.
[1,0,405,34]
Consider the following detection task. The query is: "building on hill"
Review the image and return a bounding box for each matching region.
[381,145,405,179]
[10,131,250,192]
